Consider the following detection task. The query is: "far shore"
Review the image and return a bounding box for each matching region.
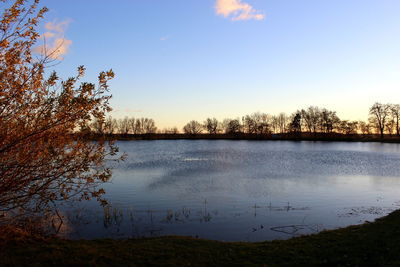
[88,133,400,143]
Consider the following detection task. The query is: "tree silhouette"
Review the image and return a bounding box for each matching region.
[338,120,358,135]
[225,119,242,134]
[369,103,390,138]
[358,121,371,135]
[183,120,203,134]
[301,106,321,134]
[319,109,340,133]
[276,113,288,133]
[390,104,400,136]
[289,112,302,133]
[204,118,219,134]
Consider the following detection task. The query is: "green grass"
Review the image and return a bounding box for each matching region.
[2,210,400,266]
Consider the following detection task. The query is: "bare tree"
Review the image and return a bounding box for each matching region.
[162,127,179,134]
[128,118,156,134]
[243,115,257,133]
[369,103,390,138]
[289,112,302,133]
[242,113,270,134]
[390,104,400,136]
[270,115,279,134]
[319,109,340,133]
[385,118,395,136]
[104,116,118,135]
[183,121,203,134]
[128,118,136,134]
[301,106,321,134]
[134,119,142,134]
[91,118,105,134]
[117,117,131,135]
[358,121,371,135]
[225,119,242,134]
[277,113,288,133]
[204,118,219,134]
[338,120,358,135]
[143,118,157,134]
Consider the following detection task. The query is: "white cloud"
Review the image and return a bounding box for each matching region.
[160,36,170,41]
[215,0,265,21]
[34,20,72,60]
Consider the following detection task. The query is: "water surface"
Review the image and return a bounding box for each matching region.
[61,140,400,241]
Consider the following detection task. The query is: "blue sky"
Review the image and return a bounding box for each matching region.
[37,0,400,129]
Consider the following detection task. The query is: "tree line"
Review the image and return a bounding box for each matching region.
[88,117,158,134]
[89,103,399,138]
[183,103,399,138]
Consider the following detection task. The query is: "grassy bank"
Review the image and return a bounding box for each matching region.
[1,210,400,266]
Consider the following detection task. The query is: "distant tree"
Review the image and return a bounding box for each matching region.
[221,119,230,133]
[260,113,271,134]
[369,103,390,138]
[104,116,117,135]
[319,109,340,133]
[276,113,288,133]
[183,120,203,134]
[171,127,179,134]
[301,106,321,134]
[143,118,157,133]
[204,118,219,134]
[289,112,302,133]
[162,127,179,134]
[269,113,287,134]
[226,119,242,134]
[270,115,279,134]
[358,121,371,135]
[128,118,136,134]
[385,118,395,136]
[338,120,358,135]
[390,104,400,136]
[91,118,105,134]
[117,117,130,135]
[130,118,156,134]
[243,115,257,133]
[243,113,270,134]
[139,118,146,133]
[134,119,142,134]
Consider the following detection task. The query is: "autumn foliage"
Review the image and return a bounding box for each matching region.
[0,0,119,218]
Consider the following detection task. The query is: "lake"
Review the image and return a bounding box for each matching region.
[60,140,400,242]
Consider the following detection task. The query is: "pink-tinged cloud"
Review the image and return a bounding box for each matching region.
[33,20,73,60]
[215,0,265,21]
[45,20,71,33]
[42,32,55,38]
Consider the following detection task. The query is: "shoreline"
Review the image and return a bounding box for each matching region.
[88,133,400,143]
[2,209,400,265]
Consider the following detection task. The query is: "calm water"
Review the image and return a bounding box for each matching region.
[60,140,400,241]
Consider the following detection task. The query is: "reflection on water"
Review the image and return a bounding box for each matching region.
[59,140,400,241]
